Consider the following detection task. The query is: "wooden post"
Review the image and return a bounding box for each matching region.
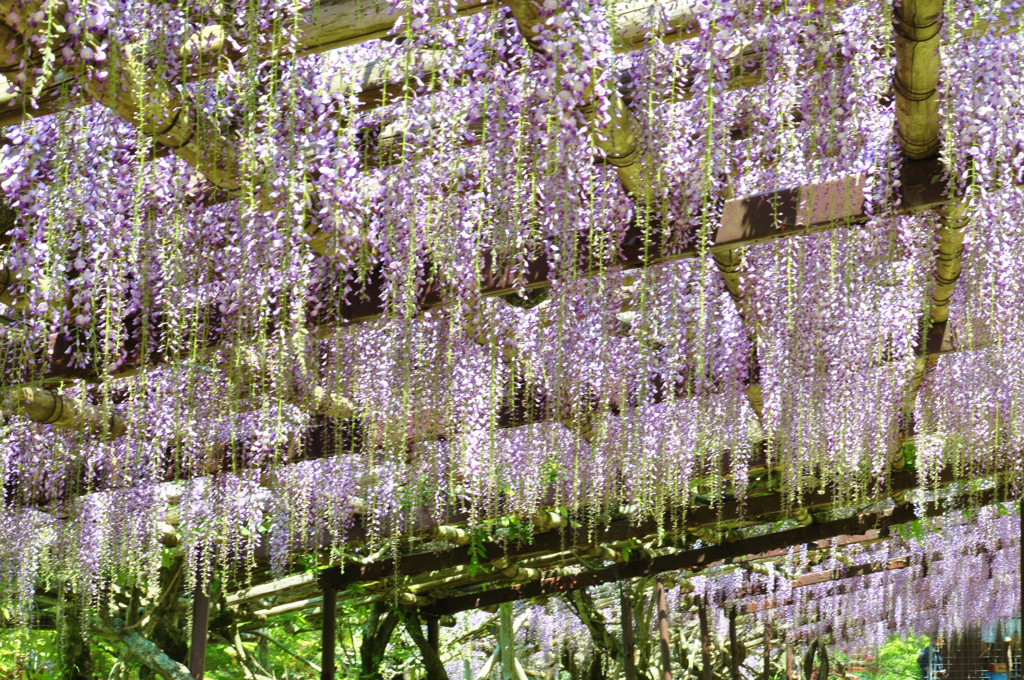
[427,615,440,654]
[763,624,772,680]
[321,586,337,680]
[499,602,517,680]
[729,607,741,680]
[188,583,211,680]
[786,644,794,680]
[621,584,637,680]
[656,578,672,680]
[698,598,712,680]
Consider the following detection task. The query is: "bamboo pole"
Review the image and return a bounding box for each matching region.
[498,602,526,680]
[0,266,28,308]
[11,386,127,440]
[893,0,943,159]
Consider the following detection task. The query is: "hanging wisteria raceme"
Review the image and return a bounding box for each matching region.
[704,506,1021,650]
[0,0,1019,622]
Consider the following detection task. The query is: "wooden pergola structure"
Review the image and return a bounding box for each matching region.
[0,0,1021,678]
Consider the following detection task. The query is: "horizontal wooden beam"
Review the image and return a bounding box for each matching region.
[421,483,1009,615]
[317,466,962,592]
[42,157,948,385]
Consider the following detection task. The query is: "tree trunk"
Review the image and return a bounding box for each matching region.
[140,560,189,680]
[360,603,401,680]
[728,608,740,680]
[697,599,712,680]
[656,579,672,680]
[59,594,94,680]
[620,587,637,680]
[403,607,449,680]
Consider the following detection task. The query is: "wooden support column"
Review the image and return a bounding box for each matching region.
[321,586,337,680]
[656,578,672,680]
[698,598,713,680]
[786,644,794,680]
[188,583,211,680]
[427,615,440,655]
[620,585,637,680]
[729,607,741,680]
[763,624,772,680]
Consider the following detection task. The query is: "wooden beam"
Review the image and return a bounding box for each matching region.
[422,484,1007,615]
[320,466,937,592]
[40,156,947,389]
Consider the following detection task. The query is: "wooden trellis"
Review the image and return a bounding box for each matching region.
[0,0,1021,678]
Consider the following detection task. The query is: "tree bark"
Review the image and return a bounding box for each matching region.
[728,607,740,680]
[697,599,712,680]
[620,586,637,680]
[403,607,450,680]
[111,619,195,680]
[566,590,625,661]
[360,603,401,680]
[59,594,94,680]
[656,578,672,680]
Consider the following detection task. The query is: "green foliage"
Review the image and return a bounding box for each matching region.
[0,629,59,679]
[836,634,932,680]
[467,526,491,578]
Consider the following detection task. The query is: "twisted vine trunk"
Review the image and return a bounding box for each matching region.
[58,593,94,680]
[404,607,450,680]
[360,602,401,680]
